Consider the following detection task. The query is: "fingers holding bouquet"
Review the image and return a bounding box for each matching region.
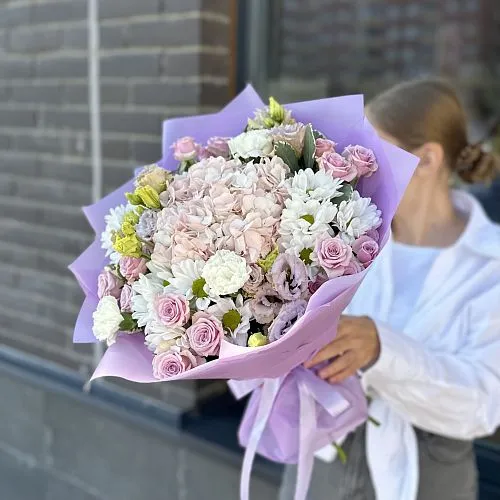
[304,315,380,383]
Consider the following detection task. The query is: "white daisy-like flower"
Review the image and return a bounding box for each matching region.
[145,325,188,354]
[288,168,344,201]
[100,204,134,264]
[146,260,173,284]
[335,191,382,241]
[92,296,123,346]
[131,273,164,327]
[169,259,214,310]
[207,295,251,347]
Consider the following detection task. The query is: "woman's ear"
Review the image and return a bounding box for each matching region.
[413,142,445,177]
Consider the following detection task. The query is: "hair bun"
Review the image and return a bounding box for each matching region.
[456,143,500,184]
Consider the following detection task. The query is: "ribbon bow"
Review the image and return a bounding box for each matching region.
[229,366,368,500]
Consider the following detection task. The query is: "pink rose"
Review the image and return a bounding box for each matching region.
[97,270,122,299]
[171,136,200,162]
[344,256,364,275]
[315,138,336,158]
[319,151,357,182]
[352,235,379,267]
[156,293,190,326]
[186,312,223,357]
[315,237,353,278]
[120,284,133,312]
[205,136,231,159]
[308,274,328,294]
[119,256,148,282]
[342,145,378,177]
[152,348,202,379]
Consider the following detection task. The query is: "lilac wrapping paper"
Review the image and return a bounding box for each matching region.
[69,85,419,500]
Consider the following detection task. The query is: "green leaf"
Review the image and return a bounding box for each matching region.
[300,214,314,225]
[257,246,279,273]
[162,280,170,287]
[192,277,208,299]
[302,124,316,170]
[335,183,354,204]
[274,141,300,173]
[333,442,348,464]
[269,97,285,123]
[222,309,241,332]
[313,129,325,140]
[299,247,313,265]
[119,313,137,332]
[368,415,381,427]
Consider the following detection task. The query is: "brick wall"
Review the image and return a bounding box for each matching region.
[0,0,233,379]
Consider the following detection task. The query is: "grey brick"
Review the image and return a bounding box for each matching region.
[131,139,162,163]
[62,26,88,50]
[102,139,131,160]
[160,52,199,77]
[11,84,62,105]
[39,109,89,130]
[0,154,38,176]
[0,5,31,28]
[132,81,200,106]
[103,164,136,191]
[62,84,88,105]
[99,0,160,20]
[102,110,163,135]
[200,82,229,106]
[39,158,92,185]
[161,0,201,12]
[8,28,62,53]
[44,477,100,500]
[0,175,16,196]
[126,18,201,47]
[14,177,91,206]
[0,375,46,461]
[0,58,34,78]
[12,133,62,155]
[200,53,230,78]
[101,83,128,105]
[0,84,11,101]
[0,133,10,150]
[0,109,36,128]
[200,17,230,46]
[31,2,86,24]
[0,261,18,286]
[101,25,127,49]
[36,56,88,78]
[203,0,232,14]
[62,83,127,106]
[0,449,45,500]
[45,394,182,500]
[101,53,160,78]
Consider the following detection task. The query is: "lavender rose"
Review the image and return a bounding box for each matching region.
[308,274,328,294]
[315,138,336,158]
[119,256,148,281]
[171,136,200,162]
[205,136,231,159]
[366,228,380,242]
[315,237,353,278]
[186,312,223,357]
[269,254,308,301]
[342,145,378,178]
[268,300,307,343]
[136,209,158,241]
[155,293,190,326]
[152,348,202,379]
[120,284,133,312]
[250,284,282,324]
[319,151,357,182]
[97,270,122,299]
[352,235,379,267]
[242,264,265,296]
[343,256,364,275]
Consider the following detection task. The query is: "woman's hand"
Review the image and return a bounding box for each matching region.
[304,315,381,383]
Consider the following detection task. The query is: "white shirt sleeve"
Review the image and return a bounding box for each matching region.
[362,287,500,440]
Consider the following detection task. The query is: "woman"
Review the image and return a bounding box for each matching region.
[280,78,500,500]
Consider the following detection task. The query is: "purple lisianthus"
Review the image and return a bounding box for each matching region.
[268,299,308,342]
[270,123,306,154]
[136,209,158,241]
[242,264,265,296]
[269,254,308,301]
[250,284,282,324]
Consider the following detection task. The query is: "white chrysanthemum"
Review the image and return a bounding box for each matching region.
[147,260,173,284]
[131,273,164,327]
[202,250,250,296]
[335,191,382,241]
[288,168,344,201]
[145,325,187,354]
[207,295,251,346]
[92,296,123,346]
[169,259,214,310]
[228,130,273,159]
[100,204,134,264]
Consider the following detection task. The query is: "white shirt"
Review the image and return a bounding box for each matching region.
[318,191,500,500]
[388,243,441,331]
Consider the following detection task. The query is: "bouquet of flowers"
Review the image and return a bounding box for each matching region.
[70,86,417,500]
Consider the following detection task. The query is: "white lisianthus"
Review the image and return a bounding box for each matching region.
[145,325,187,354]
[335,191,382,241]
[202,250,250,296]
[169,258,214,310]
[100,204,134,264]
[288,168,344,201]
[207,295,251,346]
[131,273,164,327]
[228,130,273,159]
[92,296,123,346]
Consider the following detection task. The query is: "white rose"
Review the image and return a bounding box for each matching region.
[202,250,250,296]
[228,130,273,159]
[92,296,124,346]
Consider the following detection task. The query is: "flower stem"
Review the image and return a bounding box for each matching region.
[333,442,347,464]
